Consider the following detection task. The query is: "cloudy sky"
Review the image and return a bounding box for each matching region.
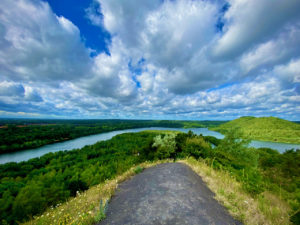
[0,0,299,120]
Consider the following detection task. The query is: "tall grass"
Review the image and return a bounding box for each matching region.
[181,157,292,225]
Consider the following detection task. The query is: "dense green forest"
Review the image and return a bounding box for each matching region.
[211,116,300,144]
[0,119,225,154]
[0,130,299,224]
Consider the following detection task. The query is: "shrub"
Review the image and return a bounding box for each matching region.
[152,133,176,159]
[181,136,211,159]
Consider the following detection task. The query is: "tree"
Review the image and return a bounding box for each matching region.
[67,179,88,196]
[182,136,211,159]
[12,182,46,222]
[152,133,176,159]
[216,128,258,169]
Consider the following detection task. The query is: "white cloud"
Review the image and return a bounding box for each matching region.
[141,0,218,68]
[0,82,25,97]
[240,23,300,74]
[137,71,154,93]
[0,0,91,82]
[213,0,300,60]
[85,3,103,27]
[274,58,300,85]
[95,0,227,95]
[79,38,138,102]
[99,0,161,48]
[24,86,43,102]
[0,0,299,120]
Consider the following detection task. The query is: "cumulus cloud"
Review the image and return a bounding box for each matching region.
[0,0,299,120]
[0,82,25,97]
[240,23,300,74]
[213,0,300,60]
[85,2,103,27]
[79,38,138,102]
[24,87,43,102]
[99,0,161,48]
[97,0,226,94]
[0,0,91,82]
[273,58,300,90]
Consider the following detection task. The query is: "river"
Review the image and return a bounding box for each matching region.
[0,127,299,164]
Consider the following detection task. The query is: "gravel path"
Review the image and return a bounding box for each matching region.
[99,163,243,225]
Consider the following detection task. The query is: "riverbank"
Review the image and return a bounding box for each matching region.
[1,127,299,164]
[0,119,225,154]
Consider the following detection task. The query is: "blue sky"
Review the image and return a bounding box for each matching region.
[46,0,110,54]
[0,0,299,120]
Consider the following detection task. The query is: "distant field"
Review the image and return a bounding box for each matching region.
[211,116,300,144]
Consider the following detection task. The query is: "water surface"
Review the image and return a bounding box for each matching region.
[0,127,299,164]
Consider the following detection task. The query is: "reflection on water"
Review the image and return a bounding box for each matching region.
[0,127,299,164]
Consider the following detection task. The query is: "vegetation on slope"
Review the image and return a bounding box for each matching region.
[0,119,225,154]
[0,131,161,224]
[182,158,291,225]
[25,158,291,225]
[23,160,173,225]
[211,116,300,144]
[1,129,299,224]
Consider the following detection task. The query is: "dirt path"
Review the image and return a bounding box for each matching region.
[99,163,243,225]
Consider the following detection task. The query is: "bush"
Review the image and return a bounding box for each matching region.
[181,136,211,159]
[67,179,88,197]
[152,134,176,160]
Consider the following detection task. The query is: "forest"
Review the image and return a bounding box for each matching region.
[0,130,299,224]
[0,119,225,154]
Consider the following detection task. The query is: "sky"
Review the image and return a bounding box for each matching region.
[0,0,299,120]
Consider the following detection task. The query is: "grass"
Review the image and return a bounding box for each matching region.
[180,157,292,225]
[211,116,300,144]
[23,159,173,225]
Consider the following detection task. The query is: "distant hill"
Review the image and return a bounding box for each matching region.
[211,116,300,144]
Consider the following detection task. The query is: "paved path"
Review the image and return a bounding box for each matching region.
[99,163,243,225]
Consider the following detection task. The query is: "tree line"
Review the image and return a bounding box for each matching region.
[0,119,225,154]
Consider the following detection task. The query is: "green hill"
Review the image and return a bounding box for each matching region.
[211,116,300,144]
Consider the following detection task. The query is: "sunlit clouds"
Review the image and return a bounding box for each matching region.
[0,0,299,120]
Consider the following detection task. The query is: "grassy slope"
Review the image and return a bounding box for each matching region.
[182,158,291,225]
[211,116,300,144]
[24,158,291,225]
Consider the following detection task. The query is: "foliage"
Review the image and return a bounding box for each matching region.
[23,160,173,225]
[213,130,261,194]
[95,199,107,222]
[203,135,221,146]
[0,119,225,154]
[133,166,144,174]
[211,116,300,144]
[152,133,176,159]
[180,136,211,159]
[182,158,292,225]
[182,129,262,195]
[176,129,299,223]
[256,148,300,211]
[0,132,159,224]
[215,129,258,169]
[1,128,299,224]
